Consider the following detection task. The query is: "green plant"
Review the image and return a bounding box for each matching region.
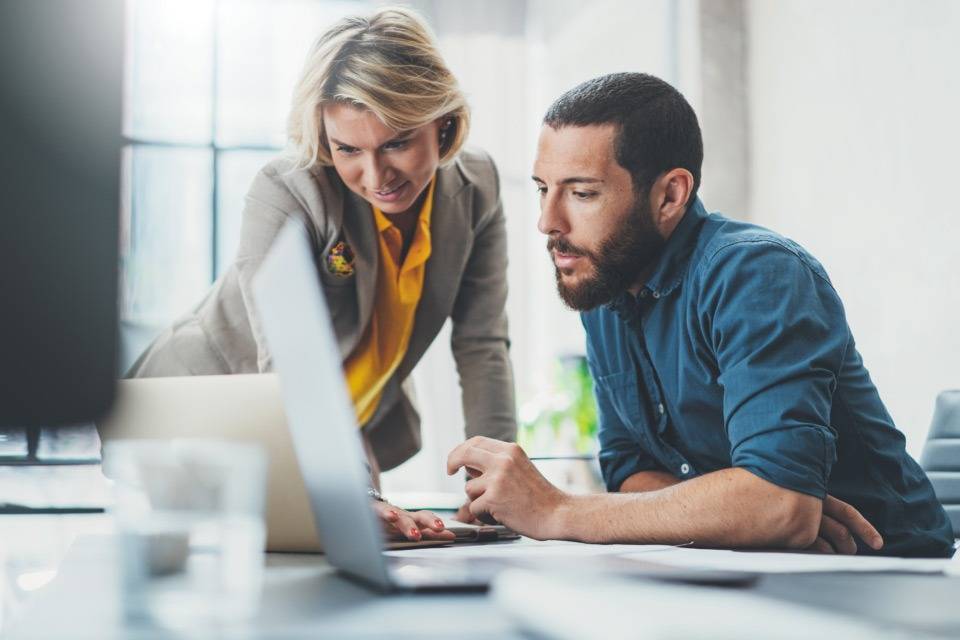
[518,355,598,455]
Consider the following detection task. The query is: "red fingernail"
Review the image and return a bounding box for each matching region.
[410,528,420,538]
[434,519,444,528]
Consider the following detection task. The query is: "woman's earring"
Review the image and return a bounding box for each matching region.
[439,118,453,144]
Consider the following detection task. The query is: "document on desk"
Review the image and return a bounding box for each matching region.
[621,546,951,574]
[385,538,679,559]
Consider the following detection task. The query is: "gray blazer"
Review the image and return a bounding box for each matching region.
[130,147,517,470]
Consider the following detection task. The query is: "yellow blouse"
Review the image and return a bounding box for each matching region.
[344,178,435,426]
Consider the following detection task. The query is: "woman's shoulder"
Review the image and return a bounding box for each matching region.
[448,146,500,195]
[247,154,341,215]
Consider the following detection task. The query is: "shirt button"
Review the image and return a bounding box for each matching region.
[680,463,690,475]
[639,290,648,298]
[652,291,660,299]
[657,403,665,415]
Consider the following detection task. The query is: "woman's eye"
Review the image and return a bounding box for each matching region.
[536,186,547,196]
[383,139,409,151]
[336,145,358,155]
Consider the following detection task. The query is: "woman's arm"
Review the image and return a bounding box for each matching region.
[449,162,517,443]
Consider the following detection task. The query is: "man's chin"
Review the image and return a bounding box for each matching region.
[555,273,615,311]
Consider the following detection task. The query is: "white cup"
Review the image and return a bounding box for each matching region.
[103,439,267,631]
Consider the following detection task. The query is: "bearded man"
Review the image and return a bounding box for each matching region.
[448,72,954,558]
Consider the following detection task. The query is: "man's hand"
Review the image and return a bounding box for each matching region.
[806,495,884,554]
[447,436,568,539]
[453,500,479,524]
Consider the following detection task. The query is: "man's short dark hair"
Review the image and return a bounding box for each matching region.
[543,72,703,204]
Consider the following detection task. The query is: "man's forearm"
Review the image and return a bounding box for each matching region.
[553,468,822,548]
[618,470,681,493]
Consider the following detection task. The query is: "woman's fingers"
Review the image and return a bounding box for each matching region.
[372,502,421,540]
[371,502,456,541]
[410,509,447,532]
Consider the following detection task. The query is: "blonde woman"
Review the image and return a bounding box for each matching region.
[131,7,516,541]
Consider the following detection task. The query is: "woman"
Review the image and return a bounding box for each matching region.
[130,7,516,542]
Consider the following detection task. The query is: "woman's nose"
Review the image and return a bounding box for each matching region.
[363,154,393,190]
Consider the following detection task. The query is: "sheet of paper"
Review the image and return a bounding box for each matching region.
[621,546,951,574]
[491,568,890,640]
[385,538,679,559]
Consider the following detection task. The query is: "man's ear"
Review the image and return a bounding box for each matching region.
[650,168,695,237]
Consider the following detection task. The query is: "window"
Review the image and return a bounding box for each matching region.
[121,0,366,332]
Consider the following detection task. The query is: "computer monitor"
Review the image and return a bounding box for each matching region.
[0,0,123,426]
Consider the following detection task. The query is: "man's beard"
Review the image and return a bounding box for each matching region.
[548,196,666,311]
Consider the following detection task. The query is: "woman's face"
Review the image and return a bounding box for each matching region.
[323,102,442,216]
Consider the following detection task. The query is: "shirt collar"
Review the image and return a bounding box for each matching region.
[609,197,709,316]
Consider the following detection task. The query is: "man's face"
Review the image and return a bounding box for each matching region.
[532,124,665,310]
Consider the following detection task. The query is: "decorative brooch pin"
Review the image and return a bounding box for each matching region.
[326,240,355,278]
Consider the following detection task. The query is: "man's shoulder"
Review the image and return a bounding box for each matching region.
[693,214,829,283]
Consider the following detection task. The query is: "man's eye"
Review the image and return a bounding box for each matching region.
[573,191,595,200]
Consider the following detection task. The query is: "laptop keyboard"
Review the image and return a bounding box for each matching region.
[0,428,29,459]
[0,424,106,513]
[0,424,101,465]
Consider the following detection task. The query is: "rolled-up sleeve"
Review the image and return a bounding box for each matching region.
[701,240,843,498]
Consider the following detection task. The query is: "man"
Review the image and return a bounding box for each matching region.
[448,72,954,557]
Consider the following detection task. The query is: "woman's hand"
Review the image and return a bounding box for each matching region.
[371,501,456,542]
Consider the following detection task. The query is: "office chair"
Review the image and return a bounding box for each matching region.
[920,390,960,539]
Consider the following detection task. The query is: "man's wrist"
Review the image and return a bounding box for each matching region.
[545,491,578,540]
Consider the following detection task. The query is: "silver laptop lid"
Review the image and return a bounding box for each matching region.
[252,220,391,589]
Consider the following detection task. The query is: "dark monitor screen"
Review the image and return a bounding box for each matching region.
[0,0,123,426]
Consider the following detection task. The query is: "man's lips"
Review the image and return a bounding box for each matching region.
[552,251,584,270]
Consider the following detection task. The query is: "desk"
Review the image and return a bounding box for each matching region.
[7,536,518,639]
[7,535,960,639]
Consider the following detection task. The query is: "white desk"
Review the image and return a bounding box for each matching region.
[7,536,518,639]
[9,533,960,639]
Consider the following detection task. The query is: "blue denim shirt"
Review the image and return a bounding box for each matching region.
[582,199,954,557]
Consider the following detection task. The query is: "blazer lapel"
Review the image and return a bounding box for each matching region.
[340,188,379,351]
[399,162,473,378]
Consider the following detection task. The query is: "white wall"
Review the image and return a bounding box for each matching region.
[746,0,960,453]
[384,0,688,492]
[523,0,679,382]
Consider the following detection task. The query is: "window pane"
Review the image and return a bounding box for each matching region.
[216,149,278,276]
[121,145,213,324]
[215,0,367,147]
[127,0,214,143]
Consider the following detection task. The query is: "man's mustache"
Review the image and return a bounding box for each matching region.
[546,236,590,259]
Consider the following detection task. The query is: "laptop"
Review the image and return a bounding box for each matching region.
[250,220,533,590]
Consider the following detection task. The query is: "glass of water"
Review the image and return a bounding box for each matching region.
[102,439,267,631]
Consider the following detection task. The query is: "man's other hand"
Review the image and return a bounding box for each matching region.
[446,436,568,539]
[806,494,884,554]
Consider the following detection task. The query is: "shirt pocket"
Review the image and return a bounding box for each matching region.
[596,369,647,437]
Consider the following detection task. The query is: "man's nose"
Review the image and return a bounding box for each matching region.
[537,192,569,236]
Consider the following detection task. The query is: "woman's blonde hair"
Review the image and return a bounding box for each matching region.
[287,6,470,169]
